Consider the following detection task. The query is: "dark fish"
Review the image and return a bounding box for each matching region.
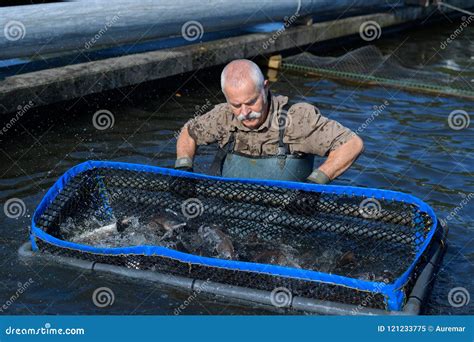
[309,249,340,273]
[298,250,318,270]
[355,272,377,281]
[252,247,302,268]
[355,270,393,283]
[380,270,394,283]
[304,249,358,273]
[148,209,186,230]
[336,251,357,268]
[146,209,187,240]
[116,216,136,232]
[71,216,136,245]
[252,250,279,264]
[238,232,268,259]
[246,232,260,243]
[70,223,115,244]
[175,230,205,254]
[198,224,236,260]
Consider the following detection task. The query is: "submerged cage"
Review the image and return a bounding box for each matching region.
[23,160,447,314]
[282,45,474,100]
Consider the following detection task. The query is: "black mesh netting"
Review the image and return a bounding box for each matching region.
[33,166,436,310]
[282,45,474,99]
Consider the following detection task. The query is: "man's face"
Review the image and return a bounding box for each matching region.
[224,80,268,129]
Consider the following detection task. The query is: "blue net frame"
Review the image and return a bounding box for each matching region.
[30,160,438,311]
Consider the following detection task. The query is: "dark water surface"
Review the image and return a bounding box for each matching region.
[1,20,472,315]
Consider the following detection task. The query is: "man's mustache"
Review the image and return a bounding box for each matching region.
[237,111,262,121]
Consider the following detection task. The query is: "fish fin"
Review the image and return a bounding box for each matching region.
[165,208,180,217]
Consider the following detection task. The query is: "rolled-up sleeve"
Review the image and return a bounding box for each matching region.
[285,103,354,156]
[186,104,229,146]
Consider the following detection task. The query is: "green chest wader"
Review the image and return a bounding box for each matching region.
[209,107,314,182]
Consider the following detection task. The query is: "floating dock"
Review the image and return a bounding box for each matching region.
[0,0,472,114]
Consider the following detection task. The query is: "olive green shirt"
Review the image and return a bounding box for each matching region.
[187,93,354,157]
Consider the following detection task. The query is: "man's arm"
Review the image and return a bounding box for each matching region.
[284,103,364,184]
[315,134,364,181]
[175,103,229,170]
[177,126,197,159]
[175,126,197,170]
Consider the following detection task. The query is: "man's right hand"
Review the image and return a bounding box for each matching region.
[174,157,194,172]
[176,126,197,172]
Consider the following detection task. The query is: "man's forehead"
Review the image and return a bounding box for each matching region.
[225,84,260,103]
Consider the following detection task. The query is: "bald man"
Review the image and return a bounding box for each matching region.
[175,59,363,184]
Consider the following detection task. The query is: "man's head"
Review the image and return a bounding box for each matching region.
[221,59,269,129]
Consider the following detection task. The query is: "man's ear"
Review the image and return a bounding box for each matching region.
[263,79,270,98]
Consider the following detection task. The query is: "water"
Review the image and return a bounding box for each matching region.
[1,20,473,315]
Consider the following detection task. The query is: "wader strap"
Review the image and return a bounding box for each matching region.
[277,104,290,158]
[209,131,236,176]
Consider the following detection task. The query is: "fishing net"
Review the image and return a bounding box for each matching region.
[31,161,439,311]
[282,45,474,99]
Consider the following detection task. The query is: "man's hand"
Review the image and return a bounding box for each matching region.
[307,134,364,184]
[174,157,193,172]
[176,126,197,172]
[307,169,331,184]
